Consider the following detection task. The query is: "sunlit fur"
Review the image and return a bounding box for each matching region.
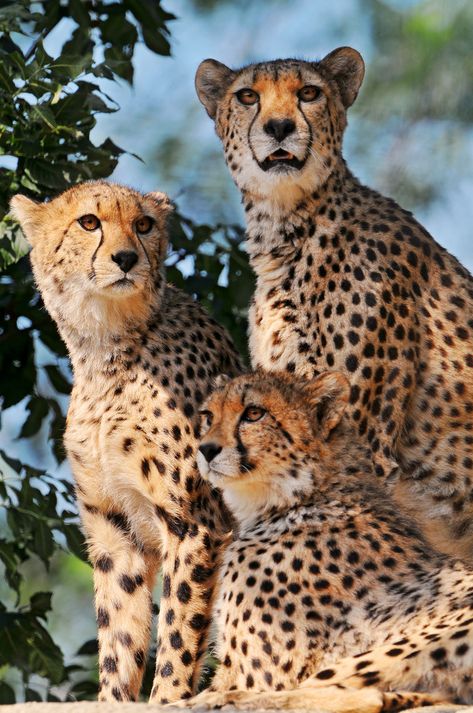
[196,50,473,564]
[181,372,473,712]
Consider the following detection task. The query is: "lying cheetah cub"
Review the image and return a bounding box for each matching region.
[184,371,473,712]
[10,182,241,704]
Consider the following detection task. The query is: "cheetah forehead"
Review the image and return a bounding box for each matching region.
[45,180,171,220]
[204,372,304,419]
[230,58,328,90]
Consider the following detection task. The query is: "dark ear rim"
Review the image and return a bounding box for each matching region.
[304,371,350,440]
[319,46,365,109]
[195,58,235,119]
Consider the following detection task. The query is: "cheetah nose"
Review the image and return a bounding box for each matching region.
[199,442,222,463]
[111,250,138,273]
[263,118,296,142]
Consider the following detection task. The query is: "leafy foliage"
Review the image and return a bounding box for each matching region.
[354,0,473,208]
[0,0,172,702]
[0,0,252,702]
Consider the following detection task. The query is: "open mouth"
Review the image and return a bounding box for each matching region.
[259,148,306,172]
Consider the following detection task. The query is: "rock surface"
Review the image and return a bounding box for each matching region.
[0,703,471,713]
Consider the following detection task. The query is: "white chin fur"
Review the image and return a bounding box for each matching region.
[234,156,327,205]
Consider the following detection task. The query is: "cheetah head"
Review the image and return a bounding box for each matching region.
[195,48,364,202]
[10,182,172,336]
[197,370,350,523]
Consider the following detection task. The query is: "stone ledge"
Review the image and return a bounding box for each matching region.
[0,703,471,713]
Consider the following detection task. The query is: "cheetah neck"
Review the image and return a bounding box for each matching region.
[42,276,164,381]
[242,159,359,271]
[224,465,315,530]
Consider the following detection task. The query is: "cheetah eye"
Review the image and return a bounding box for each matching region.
[199,410,213,429]
[135,216,154,234]
[298,85,322,103]
[235,88,259,106]
[242,405,266,423]
[78,214,101,231]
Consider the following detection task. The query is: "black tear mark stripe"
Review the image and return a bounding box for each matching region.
[90,225,104,275]
[54,218,77,253]
[297,101,313,167]
[235,412,255,473]
[133,196,151,262]
[247,88,262,168]
[136,232,150,265]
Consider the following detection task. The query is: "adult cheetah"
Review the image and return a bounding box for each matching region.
[181,370,473,712]
[195,47,473,562]
[10,182,241,703]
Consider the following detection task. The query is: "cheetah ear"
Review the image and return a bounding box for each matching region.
[304,371,350,440]
[145,191,173,217]
[213,373,231,390]
[195,59,235,119]
[10,194,45,246]
[319,46,365,108]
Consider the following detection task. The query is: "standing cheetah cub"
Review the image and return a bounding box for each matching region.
[196,48,473,561]
[10,182,241,704]
[183,371,473,712]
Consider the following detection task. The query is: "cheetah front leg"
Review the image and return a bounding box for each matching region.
[381,690,451,711]
[174,685,449,712]
[82,506,159,702]
[172,684,385,713]
[150,522,222,704]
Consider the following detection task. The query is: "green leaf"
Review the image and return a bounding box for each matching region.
[0,682,15,704]
[67,679,98,700]
[0,448,23,474]
[33,519,55,567]
[76,638,98,656]
[29,591,53,619]
[67,0,90,28]
[23,159,69,191]
[19,395,49,438]
[44,364,71,394]
[49,405,67,463]
[0,539,21,592]
[31,105,58,131]
[27,624,65,684]
[62,523,87,561]
[25,688,42,702]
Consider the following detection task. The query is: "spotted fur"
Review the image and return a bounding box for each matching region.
[196,47,473,562]
[10,182,241,703]
[178,371,473,711]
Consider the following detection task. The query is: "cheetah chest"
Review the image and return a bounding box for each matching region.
[65,387,166,549]
[248,258,321,378]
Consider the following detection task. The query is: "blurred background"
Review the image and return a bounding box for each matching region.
[0,0,472,702]
[102,0,473,265]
